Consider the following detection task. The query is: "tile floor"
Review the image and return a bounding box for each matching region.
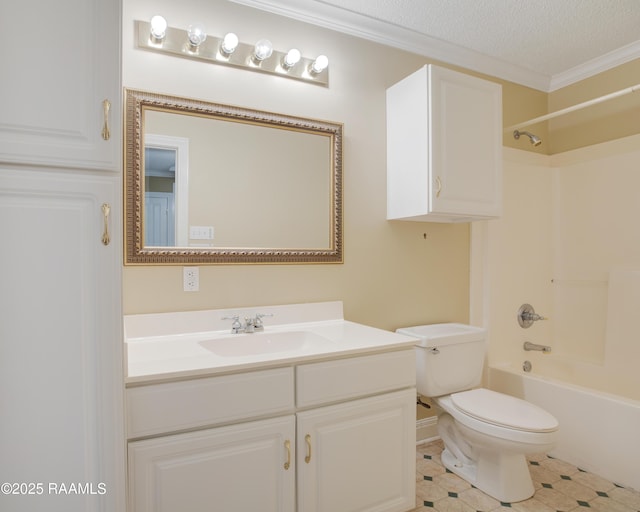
[413,440,640,512]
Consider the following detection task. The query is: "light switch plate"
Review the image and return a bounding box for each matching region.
[189,226,214,240]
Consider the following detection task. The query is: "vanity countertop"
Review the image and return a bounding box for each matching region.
[125,302,418,385]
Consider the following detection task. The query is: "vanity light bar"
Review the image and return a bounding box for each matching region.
[135,20,329,86]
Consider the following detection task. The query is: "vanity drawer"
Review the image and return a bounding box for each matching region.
[126,367,294,438]
[296,349,415,408]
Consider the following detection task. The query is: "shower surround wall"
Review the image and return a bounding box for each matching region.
[477,137,640,398]
[472,135,640,485]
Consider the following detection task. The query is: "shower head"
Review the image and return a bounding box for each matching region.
[513,130,542,147]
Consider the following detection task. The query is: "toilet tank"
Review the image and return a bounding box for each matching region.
[396,323,486,397]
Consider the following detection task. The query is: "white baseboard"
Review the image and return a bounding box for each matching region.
[416,417,439,444]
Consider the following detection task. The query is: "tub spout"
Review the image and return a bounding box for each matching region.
[523,341,551,353]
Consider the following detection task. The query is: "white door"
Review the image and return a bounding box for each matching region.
[128,416,296,512]
[145,192,175,246]
[297,389,416,512]
[0,169,125,512]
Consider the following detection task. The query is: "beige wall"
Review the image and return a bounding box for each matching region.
[549,59,640,154]
[123,0,640,423]
[122,0,494,329]
[122,0,640,324]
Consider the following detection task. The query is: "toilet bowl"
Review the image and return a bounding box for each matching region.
[435,388,558,502]
[396,323,559,503]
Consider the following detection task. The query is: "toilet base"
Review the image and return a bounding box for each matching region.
[440,446,535,503]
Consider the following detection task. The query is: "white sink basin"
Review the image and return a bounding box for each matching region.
[198,330,329,357]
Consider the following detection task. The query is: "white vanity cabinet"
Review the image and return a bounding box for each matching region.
[0,0,120,171]
[296,351,416,512]
[297,390,416,512]
[128,416,297,512]
[126,349,416,512]
[387,64,502,222]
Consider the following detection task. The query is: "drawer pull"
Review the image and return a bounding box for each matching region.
[305,434,312,463]
[435,176,442,198]
[101,203,111,246]
[101,99,111,141]
[284,440,291,470]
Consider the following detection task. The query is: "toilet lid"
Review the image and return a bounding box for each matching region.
[451,388,558,432]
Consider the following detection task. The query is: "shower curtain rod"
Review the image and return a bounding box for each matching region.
[504,82,640,132]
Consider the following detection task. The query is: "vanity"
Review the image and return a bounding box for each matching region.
[124,301,418,512]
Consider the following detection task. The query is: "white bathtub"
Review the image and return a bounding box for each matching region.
[489,364,640,491]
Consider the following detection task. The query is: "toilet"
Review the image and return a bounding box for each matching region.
[396,323,559,503]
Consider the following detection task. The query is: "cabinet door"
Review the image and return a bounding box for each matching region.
[0,169,124,512]
[429,65,502,219]
[387,64,501,222]
[297,389,416,512]
[128,416,296,512]
[0,0,120,171]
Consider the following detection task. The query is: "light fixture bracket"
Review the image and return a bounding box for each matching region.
[135,20,329,86]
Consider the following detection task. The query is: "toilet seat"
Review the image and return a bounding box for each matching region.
[451,388,558,432]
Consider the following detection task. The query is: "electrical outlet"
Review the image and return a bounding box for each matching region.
[183,266,199,292]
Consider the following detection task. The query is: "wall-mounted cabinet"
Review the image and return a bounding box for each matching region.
[0,0,120,171]
[387,64,502,222]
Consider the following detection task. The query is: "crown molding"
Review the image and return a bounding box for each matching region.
[231,0,640,93]
[549,40,640,91]
[230,0,552,91]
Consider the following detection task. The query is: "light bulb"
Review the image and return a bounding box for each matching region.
[282,48,301,69]
[253,39,273,61]
[149,15,167,42]
[187,23,207,48]
[310,54,328,74]
[221,32,239,55]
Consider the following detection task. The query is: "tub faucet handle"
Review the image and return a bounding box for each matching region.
[517,304,547,328]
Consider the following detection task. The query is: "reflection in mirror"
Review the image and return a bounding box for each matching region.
[143,134,189,246]
[144,146,176,246]
[124,89,343,265]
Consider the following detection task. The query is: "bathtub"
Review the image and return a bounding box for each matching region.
[488,363,640,491]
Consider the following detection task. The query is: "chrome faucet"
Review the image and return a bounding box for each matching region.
[222,313,273,334]
[523,341,551,353]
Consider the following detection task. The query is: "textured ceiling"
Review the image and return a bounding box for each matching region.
[232,0,640,91]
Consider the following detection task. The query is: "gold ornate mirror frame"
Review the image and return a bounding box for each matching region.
[124,89,343,265]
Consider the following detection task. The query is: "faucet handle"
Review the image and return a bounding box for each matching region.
[253,313,273,331]
[222,315,243,333]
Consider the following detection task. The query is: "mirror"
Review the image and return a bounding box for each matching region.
[124,89,343,264]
